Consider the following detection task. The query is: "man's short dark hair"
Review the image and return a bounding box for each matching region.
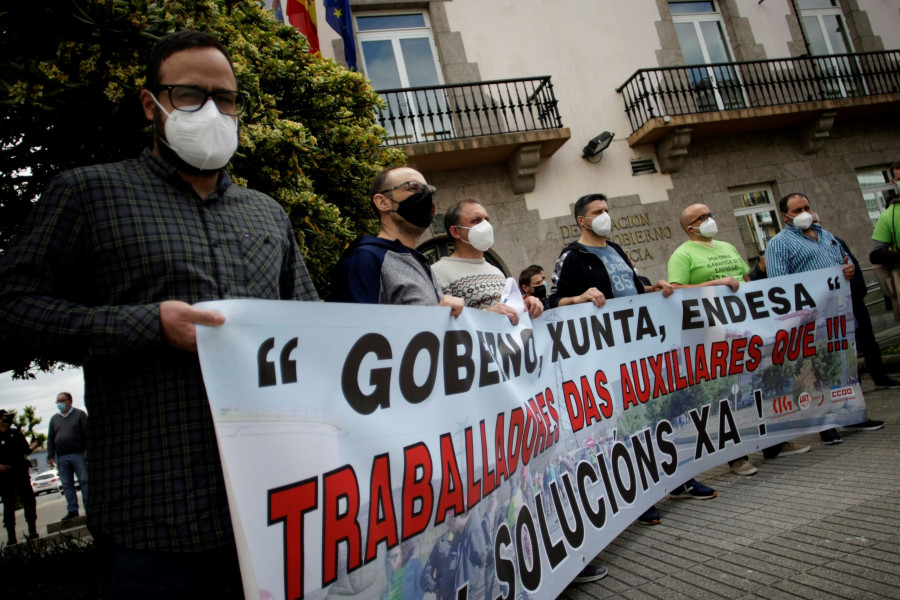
[58,392,73,402]
[145,31,234,89]
[891,159,900,180]
[574,193,608,220]
[444,198,482,230]
[371,164,408,198]
[779,192,807,214]
[519,265,543,289]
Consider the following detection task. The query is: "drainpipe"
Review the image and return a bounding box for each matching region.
[788,0,813,56]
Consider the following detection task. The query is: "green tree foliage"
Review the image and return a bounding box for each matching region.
[1,1,403,376]
[12,405,47,448]
[2,0,404,278]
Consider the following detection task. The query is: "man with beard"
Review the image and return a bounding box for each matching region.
[0,31,318,597]
[331,165,463,315]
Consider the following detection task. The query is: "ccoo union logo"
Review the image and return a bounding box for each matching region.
[830,386,856,401]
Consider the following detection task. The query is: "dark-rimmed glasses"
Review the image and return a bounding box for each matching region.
[690,212,716,225]
[378,181,437,196]
[153,84,248,116]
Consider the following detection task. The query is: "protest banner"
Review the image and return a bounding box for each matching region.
[196,266,866,600]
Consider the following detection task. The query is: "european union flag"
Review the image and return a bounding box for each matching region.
[324,0,357,70]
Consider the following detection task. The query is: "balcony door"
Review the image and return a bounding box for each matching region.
[356,13,452,142]
[729,186,782,262]
[797,0,862,98]
[669,1,745,112]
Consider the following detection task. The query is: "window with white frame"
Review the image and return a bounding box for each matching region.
[355,13,452,141]
[669,1,745,111]
[797,0,861,97]
[857,167,896,227]
[729,185,781,261]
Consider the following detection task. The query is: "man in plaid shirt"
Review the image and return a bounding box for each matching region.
[0,31,317,597]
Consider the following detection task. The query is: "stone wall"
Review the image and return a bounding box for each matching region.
[419,118,900,289]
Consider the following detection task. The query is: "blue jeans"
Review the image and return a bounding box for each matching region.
[57,452,89,514]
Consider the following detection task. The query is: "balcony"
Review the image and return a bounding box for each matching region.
[375,76,571,192]
[616,50,900,172]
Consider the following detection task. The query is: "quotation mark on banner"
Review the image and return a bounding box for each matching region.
[826,316,847,352]
[257,337,299,387]
[826,276,842,291]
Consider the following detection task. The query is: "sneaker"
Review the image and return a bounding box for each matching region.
[60,511,79,522]
[669,478,717,500]
[637,506,660,525]
[842,419,884,431]
[778,441,811,455]
[872,377,900,388]
[820,429,843,445]
[731,458,758,476]
[573,562,608,583]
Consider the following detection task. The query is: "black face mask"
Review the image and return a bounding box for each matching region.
[531,284,547,299]
[391,188,435,229]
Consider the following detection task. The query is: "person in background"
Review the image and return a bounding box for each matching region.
[748,250,767,281]
[383,540,424,600]
[0,409,39,544]
[48,391,89,521]
[814,213,900,390]
[519,264,549,309]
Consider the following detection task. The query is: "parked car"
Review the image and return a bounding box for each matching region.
[31,470,61,495]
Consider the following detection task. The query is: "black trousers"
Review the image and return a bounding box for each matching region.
[1,470,37,531]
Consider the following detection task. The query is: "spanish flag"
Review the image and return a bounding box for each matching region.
[272,0,320,54]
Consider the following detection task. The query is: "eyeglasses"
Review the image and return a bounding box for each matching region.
[153,84,248,116]
[690,212,716,225]
[378,181,437,196]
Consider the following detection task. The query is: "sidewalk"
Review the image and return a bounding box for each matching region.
[561,378,900,600]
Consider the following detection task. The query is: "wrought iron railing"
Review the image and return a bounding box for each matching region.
[616,50,900,133]
[375,76,564,146]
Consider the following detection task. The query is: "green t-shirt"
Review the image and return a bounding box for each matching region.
[872,205,899,246]
[667,240,750,285]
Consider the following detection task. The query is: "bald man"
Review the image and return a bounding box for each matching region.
[668,204,750,292]
[667,204,812,475]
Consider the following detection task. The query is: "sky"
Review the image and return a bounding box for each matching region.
[0,367,85,437]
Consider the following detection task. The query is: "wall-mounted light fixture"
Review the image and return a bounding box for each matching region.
[582,131,614,163]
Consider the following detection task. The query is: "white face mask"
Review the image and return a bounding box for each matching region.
[791,211,814,230]
[590,212,612,237]
[153,96,238,170]
[457,220,494,252]
[696,217,718,238]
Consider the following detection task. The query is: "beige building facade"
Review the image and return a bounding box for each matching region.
[317,0,900,285]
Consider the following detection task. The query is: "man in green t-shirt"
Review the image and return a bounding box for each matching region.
[668,204,810,476]
[667,203,749,291]
[870,159,900,287]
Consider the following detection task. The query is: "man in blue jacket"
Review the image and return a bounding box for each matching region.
[331,165,462,316]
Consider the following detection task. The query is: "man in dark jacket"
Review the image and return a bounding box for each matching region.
[0,409,39,544]
[547,193,679,581]
[421,508,487,600]
[548,194,673,308]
